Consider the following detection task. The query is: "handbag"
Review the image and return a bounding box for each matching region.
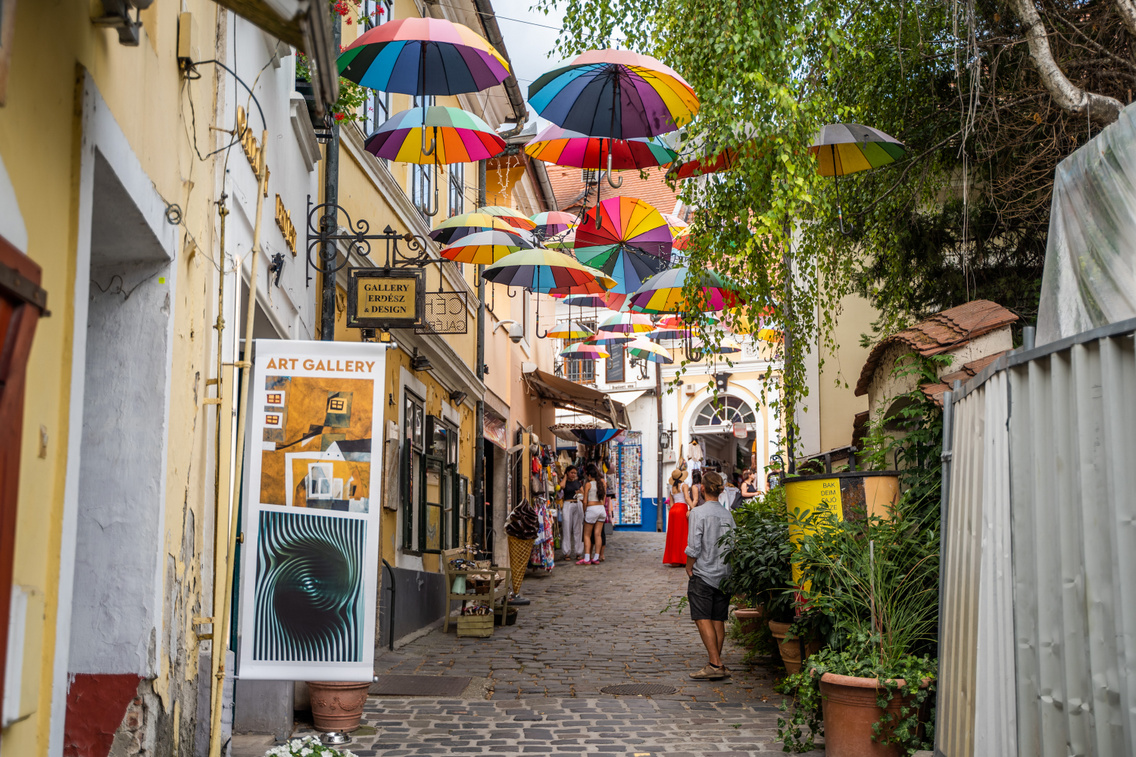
[603,520,613,536]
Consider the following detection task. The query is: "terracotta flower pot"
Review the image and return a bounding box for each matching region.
[733,606,765,637]
[818,672,926,757]
[768,620,822,674]
[307,680,370,733]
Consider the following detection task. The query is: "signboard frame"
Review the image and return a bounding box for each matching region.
[346,268,424,330]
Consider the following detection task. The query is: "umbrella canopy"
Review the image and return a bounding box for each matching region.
[714,338,744,355]
[440,229,533,264]
[430,214,529,245]
[528,49,699,139]
[597,312,655,334]
[601,292,630,311]
[671,226,691,251]
[668,147,740,180]
[365,106,505,164]
[757,328,783,343]
[647,327,693,341]
[479,205,537,231]
[530,211,578,241]
[586,333,635,346]
[483,248,616,293]
[628,266,744,314]
[560,342,610,360]
[570,428,623,445]
[544,228,576,250]
[574,197,672,294]
[338,17,510,96]
[523,124,677,169]
[544,320,594,339]
[661,213,688,235]
[561,294,608,309]
[809,123,905,177]
[626,338,674,364]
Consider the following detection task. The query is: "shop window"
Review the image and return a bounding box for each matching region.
[559,324,596,384]
[410,96,437,217]
[693,395,757,429]
[448,163,465,217]
[401,393,425,551]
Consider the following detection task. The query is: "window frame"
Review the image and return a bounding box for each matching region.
[359,0,393,137]
[448,162,465,217]
[401,392,426,552]
[410,95,437,216]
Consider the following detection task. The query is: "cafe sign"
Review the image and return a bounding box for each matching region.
[347,268,424,330]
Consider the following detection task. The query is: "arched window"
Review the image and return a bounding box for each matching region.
[693,395,757,429]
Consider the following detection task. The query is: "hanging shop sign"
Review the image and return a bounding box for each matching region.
[346,268,424,330]
[237,339,388,682]
[416,291,468,335]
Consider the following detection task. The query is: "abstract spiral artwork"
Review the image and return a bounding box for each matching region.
[253,510,365,662]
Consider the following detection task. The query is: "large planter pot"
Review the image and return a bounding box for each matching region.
[307,681,370,733]
[818,672,925,757]
[768,620,822,675]
[733,606,765,637]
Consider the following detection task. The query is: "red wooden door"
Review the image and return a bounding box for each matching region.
[0,234,44,705]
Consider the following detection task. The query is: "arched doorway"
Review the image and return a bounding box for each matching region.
[688,394,758,482]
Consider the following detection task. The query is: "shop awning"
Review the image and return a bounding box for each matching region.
[521,367,630,428]
[606,389,649,407]
[213,0,339,114]
[483,411,508,450]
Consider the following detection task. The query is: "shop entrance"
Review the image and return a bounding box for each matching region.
[688,395,758,484]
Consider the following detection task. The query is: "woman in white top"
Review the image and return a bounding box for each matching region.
[663,469,690,565]
[576,463,607,565]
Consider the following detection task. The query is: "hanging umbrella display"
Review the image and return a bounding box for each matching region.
[626,338,674,364]
[597,311,655,334]
[560,342,610,360]
[586,333,635,346]
[809,123,905,233]
[479,205,537,231]
[524,124,677,170]
[561,294,608,309]
[627,266,744,314]
[661,213,688,235]
[543,320,594,339]
[338,17,510,96]
[671,226,691,251]
[570,428,624,445]
[714,338,744,355]
[440,229,533,264]
[647,326,693,341]
[601,292,630,311]
[483,248,616,294]
[530,211,578,241]
[574,197,672,294]
[430,213,528,245]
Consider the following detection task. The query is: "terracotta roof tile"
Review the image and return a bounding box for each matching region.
[544,165,682,219]
[919,350,1012,406]
[855,300,1018,396]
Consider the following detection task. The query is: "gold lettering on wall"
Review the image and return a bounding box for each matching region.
[235,106,269,197]
[275,194,297,256]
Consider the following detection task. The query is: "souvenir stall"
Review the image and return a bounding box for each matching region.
[611,431,643,528]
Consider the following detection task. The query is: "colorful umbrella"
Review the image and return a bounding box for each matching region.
[364,106,504,164]
[524,124,677,170]
[560,342,610,360]
[597,312,655,334]
[543,320,594,339]
[586,333,635,346]
[647,327,693,341]
[668,147,740,180]
[440,229,533,264]
[544,229,576,250]
[479,205,537,231]
[714,338,744,355]
[671,226,691,251]
[810,123,905,233]
[483,249,616,293]
[757,328,783,344]
[626,338,674,364]
[530,211,578,240]
[574,197,672,294]
[430,214,529,245]
[661,213,688,235]
[601,292,630,311]
[338,17,510,96]
[528,49,699,140]
[561,294,608,309]
[628,266,744,314]
[570,428,623,445]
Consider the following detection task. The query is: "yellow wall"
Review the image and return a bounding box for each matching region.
[818,292,876,451]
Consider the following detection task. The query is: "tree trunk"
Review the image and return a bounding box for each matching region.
[1115,0,1136,40]
[1009,0,1124,126]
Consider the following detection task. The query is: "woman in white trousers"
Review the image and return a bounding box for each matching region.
[560,466,585,560]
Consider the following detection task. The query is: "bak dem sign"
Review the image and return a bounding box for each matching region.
[347,268,424,330]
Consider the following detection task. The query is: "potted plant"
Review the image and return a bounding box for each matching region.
[776,497,939,756]
[265,735,359,757]
[306,680,371,734]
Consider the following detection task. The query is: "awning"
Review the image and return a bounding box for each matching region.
[522,367,630,428]
[606,389,648,407]
[213,0,339,115]
[483,411,508,450]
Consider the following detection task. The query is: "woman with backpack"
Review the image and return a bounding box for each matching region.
[576,463,607,565]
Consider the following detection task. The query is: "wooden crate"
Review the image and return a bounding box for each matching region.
[456,613,494,638]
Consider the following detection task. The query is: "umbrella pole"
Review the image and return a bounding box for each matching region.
[831,144,845,234]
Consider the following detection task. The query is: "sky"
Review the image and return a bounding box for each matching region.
[488,0,568,123]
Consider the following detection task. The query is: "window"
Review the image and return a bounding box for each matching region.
[359,0,393,136]
[606,342,625,383]
[559,326,597,384]
[401,393,425,551]
[411,95,437,216]
[448,163,465,216]
[693,395,757,429]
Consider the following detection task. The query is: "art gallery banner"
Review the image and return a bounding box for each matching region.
[237,339,387,681]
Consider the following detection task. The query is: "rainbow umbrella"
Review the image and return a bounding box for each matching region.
[338,17,510,96]
[544,320,594,339]
[628,266,743,314]
[479,205,537,231]
[364,107,504,164]
[647,327,693,341]
[561,294,608,309]
[626,338,674,364]
[483,248,616,293]
[524,124,676,170]
[671,226,691,251]
[544,229,576,250]
[601,292,630,311]
[441,229,533,264]
[668,147,740,180]
[530,211,577,240]
[810,123,905,233]
[561,342,610,360]
[661,213,688,235]
[587,333,635,346]
[597,312,655,334]
[574,197,672,294]
[715,338,744,355]
[570,428,623,445]
[430,214,530,246]
[528,49,699,140]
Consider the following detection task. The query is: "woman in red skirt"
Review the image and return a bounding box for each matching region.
[663,469,690,566]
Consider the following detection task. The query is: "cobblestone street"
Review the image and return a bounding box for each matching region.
[265,532,823,756]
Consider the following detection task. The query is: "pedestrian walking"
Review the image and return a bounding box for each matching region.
[577,463,607,565]
[560,466,584,561]
[688,469,704,508]
[684,470,736,680]
[663,469,690,566]
[740,469,761,500]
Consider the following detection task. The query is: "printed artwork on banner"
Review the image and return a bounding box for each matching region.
[238,340,387,682]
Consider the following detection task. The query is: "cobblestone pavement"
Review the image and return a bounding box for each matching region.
[278,532,823,755]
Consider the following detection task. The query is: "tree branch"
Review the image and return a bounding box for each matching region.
[1008,0,1124,126]
[1115,0,1136,40]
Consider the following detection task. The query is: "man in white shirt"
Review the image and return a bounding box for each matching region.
[685,471,736,680]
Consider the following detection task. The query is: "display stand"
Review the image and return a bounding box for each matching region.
[441,546,511,634]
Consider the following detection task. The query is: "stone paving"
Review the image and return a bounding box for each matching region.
[251,532,823,756]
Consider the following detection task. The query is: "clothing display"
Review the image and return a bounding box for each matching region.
[530,498,555,571]
[561,499,584,559]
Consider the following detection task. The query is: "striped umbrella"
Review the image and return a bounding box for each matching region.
[597,312,655,334]
[544,320,594,339]
[661,213,688,235]
[364,107,504,164]
[482,248,616,294]
[560,342,610,360]
[338,17,510,96]
[530,211,578,241]
[479,205,538,231]
[440,229,533,264]
[575,197,672,294]
[714,338,744,355]
[524,124,676,170]
[810,123,905,233]
[626,338,674,364]
[586,333,634,346]
[561,294,608,309]
[628,266,743,314]
[430,214,530,246]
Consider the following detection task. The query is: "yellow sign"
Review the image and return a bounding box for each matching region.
[357,278,417,319]
[235,106,269,196]
[275,194,297,256]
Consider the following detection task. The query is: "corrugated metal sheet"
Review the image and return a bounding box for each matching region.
[938,321,1136,757]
